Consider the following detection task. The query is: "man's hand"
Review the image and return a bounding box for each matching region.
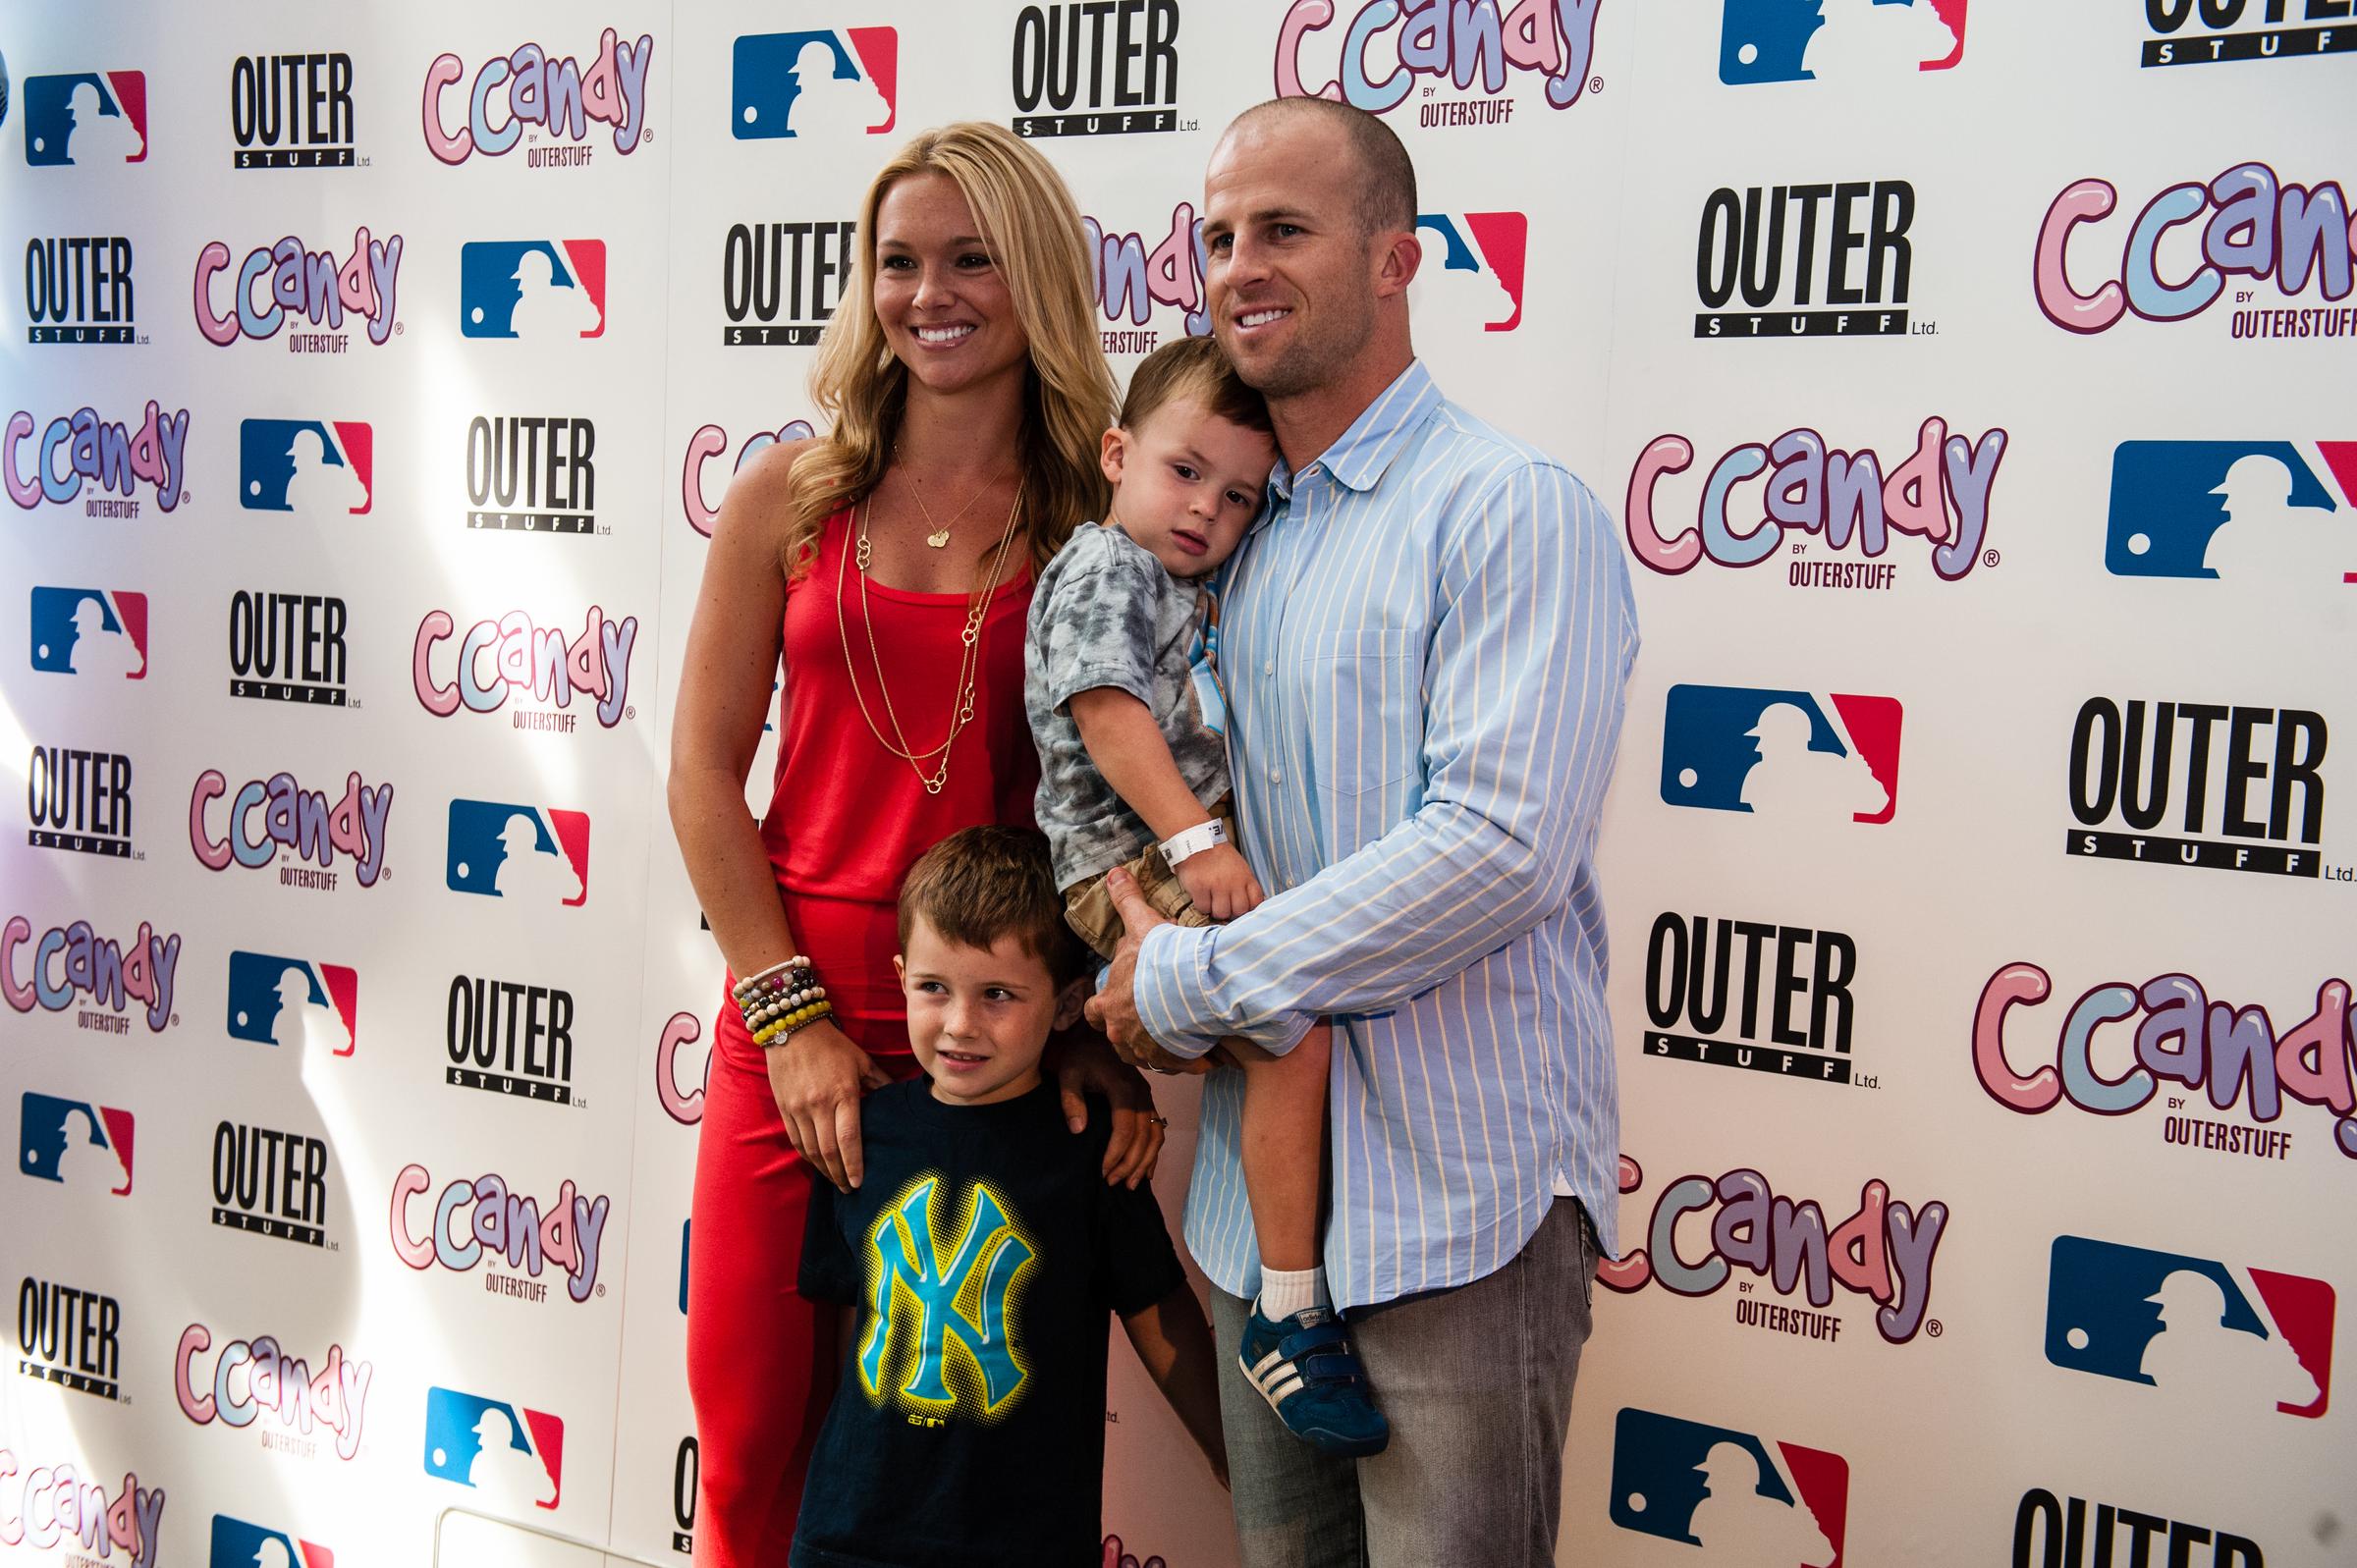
[1084,867,1210,1076]
[1049,1032,1165,1189]
[1174,841,1264,921]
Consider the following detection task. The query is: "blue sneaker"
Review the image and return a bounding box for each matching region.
[1237,1304,1390,1457]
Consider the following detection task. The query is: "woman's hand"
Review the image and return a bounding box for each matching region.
[1049,1031,1165,1189]
[765,1019,894,1192]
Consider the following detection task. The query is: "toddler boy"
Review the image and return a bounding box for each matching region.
[1024,336,1387,1457]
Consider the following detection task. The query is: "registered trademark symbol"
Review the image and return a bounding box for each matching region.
[1590,76,1605,91]
[626,706,637,720]
[1983,549,2001,568]
[643,128,656,143]
[1926,1319,1944,1337]
[596,1283,607,1297]
[170,1013,179,1027]
[395,322,406,336]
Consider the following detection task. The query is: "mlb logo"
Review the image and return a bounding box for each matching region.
[24,72,148,165]
[28,587,147,678]
[460,241,607,340]
[1660,686,1902,825]
[18,1093,135,1195]
[239,419,374,514]
[1721,0,1965,84]
[226,951,357,1056]
[424,1386,565,1509]
[1609,1408,1848,1566]
[1413,212,1526,334]
[2106,440,2357,584]
[2045,1235,2334,1419]
[210,1515,333,1568]
[732,29,898,140]
[446,800,591,907]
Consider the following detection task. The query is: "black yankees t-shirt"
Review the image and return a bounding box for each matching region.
[793,1079,1186,1568]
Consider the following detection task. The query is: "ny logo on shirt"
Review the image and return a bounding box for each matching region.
[860,1174,1036,1420]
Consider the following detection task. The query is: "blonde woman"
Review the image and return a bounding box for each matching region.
[668,123,1154,1564]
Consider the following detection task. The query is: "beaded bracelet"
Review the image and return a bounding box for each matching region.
[734,956,833,1047]
[732,955,811,1005]
[752,999,835,1049]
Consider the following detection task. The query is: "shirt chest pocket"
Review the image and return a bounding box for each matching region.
[1300,627,1424,823]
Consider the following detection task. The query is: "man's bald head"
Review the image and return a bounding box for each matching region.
[1223,97,1417,241]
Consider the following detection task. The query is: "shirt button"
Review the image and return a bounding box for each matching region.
[1262,661,1275,677]
[1269,767,1285,784]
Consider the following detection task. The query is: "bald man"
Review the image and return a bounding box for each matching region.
[1088,97,1636,1567]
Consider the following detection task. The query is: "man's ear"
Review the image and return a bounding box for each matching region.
[1373,227,1422,300]
[1100,424,1129,488]
[1052,975,1091,1030]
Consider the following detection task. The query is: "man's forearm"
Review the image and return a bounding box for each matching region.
[1136,793,1580,1048]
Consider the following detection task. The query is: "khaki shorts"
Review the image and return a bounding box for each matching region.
[1063,803,1235,961]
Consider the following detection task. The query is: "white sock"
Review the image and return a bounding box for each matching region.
[1257,1266,1326,1322]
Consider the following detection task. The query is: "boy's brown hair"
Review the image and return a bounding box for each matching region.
[1117,333,1272,436]
[897,825,1088,986]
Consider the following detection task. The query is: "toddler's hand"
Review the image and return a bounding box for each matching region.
[1175,842,1263,921]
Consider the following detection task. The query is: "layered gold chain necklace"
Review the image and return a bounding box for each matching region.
[835,476,1025,795]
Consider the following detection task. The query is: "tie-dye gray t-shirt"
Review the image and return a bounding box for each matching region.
[1025,522,1230,891]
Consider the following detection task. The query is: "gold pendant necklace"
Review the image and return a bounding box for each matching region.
[896,451,1007,550]
[836,480,1025,795]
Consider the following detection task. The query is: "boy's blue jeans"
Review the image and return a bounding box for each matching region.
[1210,1199,1597,1568]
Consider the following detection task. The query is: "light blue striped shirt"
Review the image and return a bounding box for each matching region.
[1134,360,1637,1311]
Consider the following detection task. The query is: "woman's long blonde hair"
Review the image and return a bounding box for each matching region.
[783,122,1115,579]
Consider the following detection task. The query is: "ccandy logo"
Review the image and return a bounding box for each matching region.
[0,1456,166,1564]
[1602,1156,1947,1345]
[3,915,179,1035]
[194,228,404,349]
[391,1166,612,1304]
[412,605,638,730]
[175,1325,371,1460]
[5,402,190,514]
[423,29,652,165]
[2036,162,2354,339]
[1276,0,1603,118]
[1628,418,2004,585]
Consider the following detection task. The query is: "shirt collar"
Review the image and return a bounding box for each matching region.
[1260,359,1441,522]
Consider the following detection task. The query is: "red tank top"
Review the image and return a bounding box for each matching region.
[757,510,1039,1037]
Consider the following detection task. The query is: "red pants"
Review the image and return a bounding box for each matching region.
[686,996,914,1567]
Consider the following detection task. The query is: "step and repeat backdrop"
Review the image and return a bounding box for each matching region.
[3,3,2351,1566]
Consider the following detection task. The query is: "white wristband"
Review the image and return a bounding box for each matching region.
[1157,818,1229,867]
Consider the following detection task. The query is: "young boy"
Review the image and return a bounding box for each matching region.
[793,826,1227,1568]
[1024,336,1387,1457]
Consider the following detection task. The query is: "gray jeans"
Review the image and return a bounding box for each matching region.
[1211,1200,1598,1568]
